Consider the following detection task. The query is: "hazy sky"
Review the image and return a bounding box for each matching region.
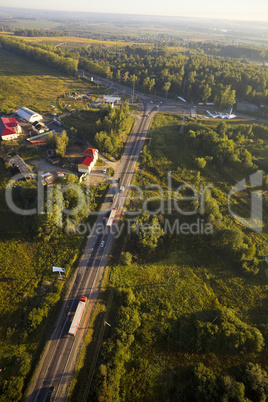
[1,0,268,21]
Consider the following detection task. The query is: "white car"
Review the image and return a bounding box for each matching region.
[100,241,105,248]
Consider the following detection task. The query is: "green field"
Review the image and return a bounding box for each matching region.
[0,48,98,115]
[14,35,139,48]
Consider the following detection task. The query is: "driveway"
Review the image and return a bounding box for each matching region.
[29,159,78,175]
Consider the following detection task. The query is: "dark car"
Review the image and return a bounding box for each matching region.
[48,386,54,395]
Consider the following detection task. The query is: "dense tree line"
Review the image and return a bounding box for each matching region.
[191,362,268,402]
[184,122,265,274]
[184,121,257,167]
[0,35,78,76]
[187,40,268,61]
[47,130,69,157]
[196,307,264,353]
[95,102,133,158]
[14,29,66,37]
[139,118,267,276]
[76,43,268,105]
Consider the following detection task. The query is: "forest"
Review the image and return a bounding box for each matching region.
[186,41,268,61]
[61,102,134,160]
[13,29,66,37]
[79,45,268,106]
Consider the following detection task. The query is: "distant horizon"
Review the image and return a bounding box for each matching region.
[0,3,268,23]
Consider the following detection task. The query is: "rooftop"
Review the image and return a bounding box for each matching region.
[0,117,19,137]
[102,96,121,103]
[78,155,94,166]
[83,148,98,157]
[7,154,34,179]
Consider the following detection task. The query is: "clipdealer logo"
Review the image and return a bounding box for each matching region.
[228,171,263,233]
[4,170,265,235]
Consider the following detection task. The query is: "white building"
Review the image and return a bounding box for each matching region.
[102,96,121,108]
[17,107,43,123]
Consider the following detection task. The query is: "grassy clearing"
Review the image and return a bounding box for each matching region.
[0,48,98,115]
[61,108,103,144]
[13,35,138,48]
[11,35,186,54]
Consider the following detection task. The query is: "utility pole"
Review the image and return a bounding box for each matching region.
[179,112,186,135]
[182,76,187,94]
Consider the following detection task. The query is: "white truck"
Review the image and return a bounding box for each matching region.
[68,296,87,336]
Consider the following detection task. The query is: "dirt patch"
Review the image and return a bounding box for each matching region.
[66,142,85,163]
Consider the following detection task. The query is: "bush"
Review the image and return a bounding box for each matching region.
[107,167,115,176]
[121,252,132,266]
[195,157,207,169]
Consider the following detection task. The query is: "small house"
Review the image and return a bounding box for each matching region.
[27,131,52,145]
[32,121,48,134]
[102,96,121,108]
[77,148,98,173]
[41,172,54,186]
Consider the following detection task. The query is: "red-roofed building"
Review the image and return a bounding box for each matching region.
[78,148,98,173]
[0,117,22,140]
[83,147,98,159]
[78,155,95,173]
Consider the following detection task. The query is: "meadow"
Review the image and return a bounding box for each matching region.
[13,35,138,48]
[0,48,98,115]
